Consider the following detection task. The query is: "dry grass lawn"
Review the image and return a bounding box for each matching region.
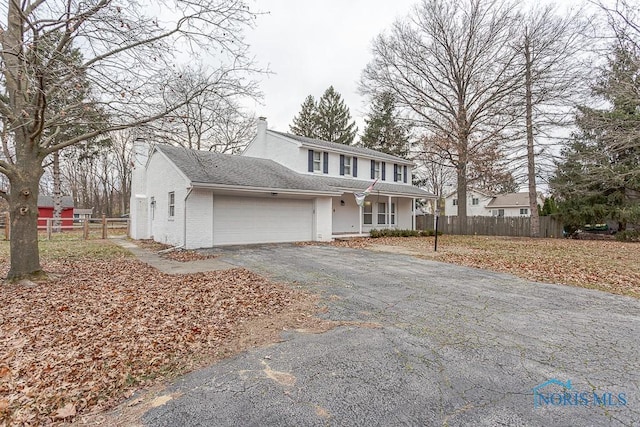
[0,240,323,426]
[336,235,640,298]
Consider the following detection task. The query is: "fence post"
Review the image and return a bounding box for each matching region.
[47,218,52,240]
[83,218,89,240]
[102,214,107,239]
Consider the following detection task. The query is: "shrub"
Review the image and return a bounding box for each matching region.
[615,229,640,242]
[368,228,439,238]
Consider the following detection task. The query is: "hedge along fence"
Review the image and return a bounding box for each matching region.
[415,214,564,238]
[1,212,129,241]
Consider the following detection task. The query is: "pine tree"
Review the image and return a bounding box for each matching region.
[360,92,410,157]
[551,45,640,231]
[315,86,357,144]
[290,95,318,138]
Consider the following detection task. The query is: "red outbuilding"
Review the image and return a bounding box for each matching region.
[37,195,74,229]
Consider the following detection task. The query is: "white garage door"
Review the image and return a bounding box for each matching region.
[213,196,313,245]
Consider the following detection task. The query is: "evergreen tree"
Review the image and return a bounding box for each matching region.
[290,95,319,138]
[360,92,410,157]
[315,86,357,144]
[550,45,640,231]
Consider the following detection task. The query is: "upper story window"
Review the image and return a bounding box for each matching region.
[344,156,351,175]
[452,199,458,206]
[168,191,175,218]
[472,197,479,206]
[308,149,328,174]
[373,161,381,179]
[394,164,402,182]
[520,208,529,215]
[313,151,321,172]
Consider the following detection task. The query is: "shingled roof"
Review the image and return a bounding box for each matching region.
[37,195,74,208]
[269,130,412,164]
[156,145,338,194]
[486,193,530,208]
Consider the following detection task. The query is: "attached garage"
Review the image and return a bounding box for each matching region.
[212,196,314,245]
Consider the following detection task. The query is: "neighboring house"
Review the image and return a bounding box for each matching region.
[486,192,542,217]
[444,189,494,216]
[73,208,94,221]
[37,195,74,228]
[130,118,434,249]
[444,190,542,217]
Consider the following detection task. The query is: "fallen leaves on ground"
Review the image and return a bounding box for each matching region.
[0,254,311,425]
[347,235,640,298]
[134,240,217,262]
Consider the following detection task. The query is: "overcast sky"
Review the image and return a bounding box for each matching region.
[243,0,418,135]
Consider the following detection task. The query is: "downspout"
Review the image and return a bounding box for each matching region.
[183,187,193,249]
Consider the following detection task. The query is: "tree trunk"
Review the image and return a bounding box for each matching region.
[524,34,540,238]
[7,163,45,281]
[456,160,468,235]
[52,151,62,232]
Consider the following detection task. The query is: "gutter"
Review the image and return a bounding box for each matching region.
[190,182,341,197]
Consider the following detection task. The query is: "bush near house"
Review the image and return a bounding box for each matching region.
[368,228,441,238]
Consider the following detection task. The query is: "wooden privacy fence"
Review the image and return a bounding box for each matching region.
[1,212,129,240]
[416,214,564,238]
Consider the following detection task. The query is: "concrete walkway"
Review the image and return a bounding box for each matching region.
[113,238,235,274]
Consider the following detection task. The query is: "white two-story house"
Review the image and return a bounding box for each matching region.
[130,118,434,248]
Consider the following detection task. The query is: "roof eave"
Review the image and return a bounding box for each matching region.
[190,182,341,196]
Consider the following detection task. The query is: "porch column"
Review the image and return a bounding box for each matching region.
[359,204,363,234]
[412,197,415,230]
[387,195,391,228]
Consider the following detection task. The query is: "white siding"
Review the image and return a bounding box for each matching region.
[185,189,214,249]
[146,152,190,247]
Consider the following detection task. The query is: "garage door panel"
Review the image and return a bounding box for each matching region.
[213,196,313,245]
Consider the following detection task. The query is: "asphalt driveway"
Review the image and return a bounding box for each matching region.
[143,244,640,426]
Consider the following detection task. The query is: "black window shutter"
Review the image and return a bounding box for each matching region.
[308,150,314,172]
[370,160,375,179]
[393,164,398,182]
[404,165,408,183]
[323,152,329,174]
[340,155,345,176]
[382,162,386,181]
[353,157,358,177]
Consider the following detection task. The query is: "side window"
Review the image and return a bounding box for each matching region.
[168,192,175,218]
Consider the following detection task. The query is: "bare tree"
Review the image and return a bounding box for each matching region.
[158,64,259,153]
[0,0,261,280]
[361,0,522,232]
[513,5,591,237]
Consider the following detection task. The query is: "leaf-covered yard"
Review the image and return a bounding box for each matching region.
[0,241,318,426]
[363,235,640,298]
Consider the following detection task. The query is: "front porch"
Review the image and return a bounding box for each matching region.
[330,194,416,236]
